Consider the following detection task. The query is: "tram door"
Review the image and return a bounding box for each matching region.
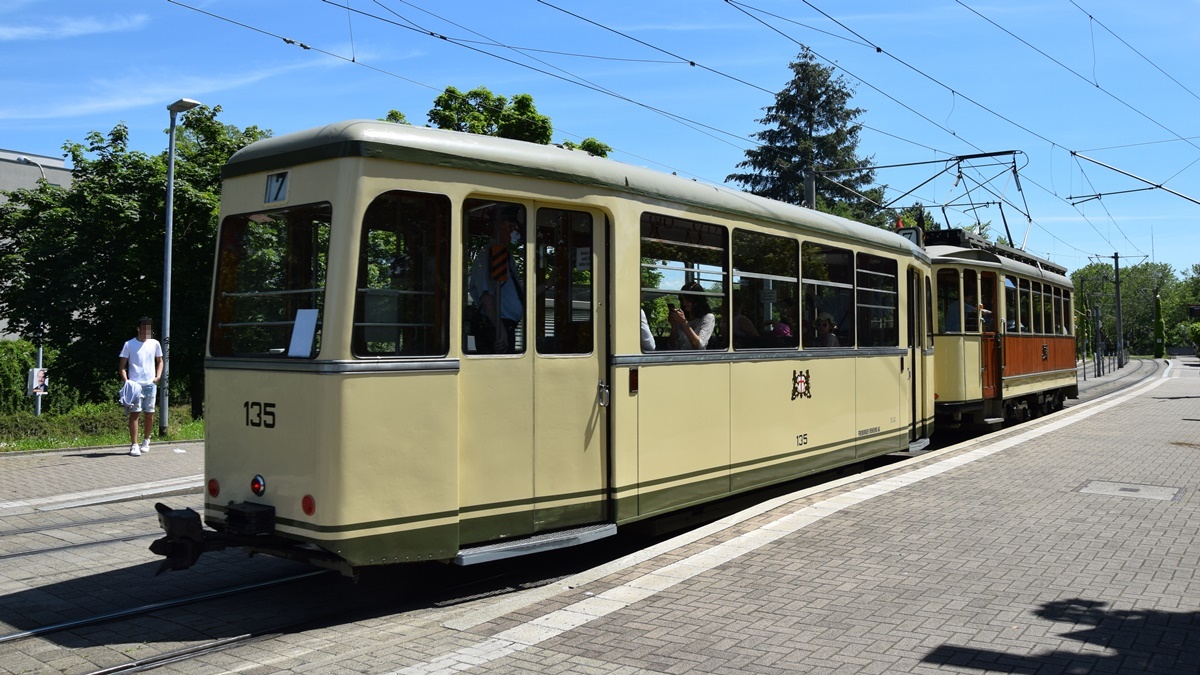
[459,201,607,544]
[905,267,925,441]
[530,206,607,532]
[980,272,1000,399]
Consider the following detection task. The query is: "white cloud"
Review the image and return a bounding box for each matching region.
[0,14,149,41]
[0,61,325,120]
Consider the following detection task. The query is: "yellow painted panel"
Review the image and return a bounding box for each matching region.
[337,372,459,526]
[458,356,535,527]
[1002,371,1077,398]
[854,356,904,456]
[933,335,968,402]
[533,353,606,522]
[205,368,337,527]
[636,363,730,498]
[961,335,983,401]
[730,359,855,469]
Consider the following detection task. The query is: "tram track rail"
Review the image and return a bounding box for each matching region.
[0,511,152,537]
[0,532,157,561]
[0,570,329,647]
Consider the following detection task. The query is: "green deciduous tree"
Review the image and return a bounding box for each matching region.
[427,86,552,144]
[561,137,612,157]
[0,106,268,412]
[727,48,888,227]
[1072,261,1183,354]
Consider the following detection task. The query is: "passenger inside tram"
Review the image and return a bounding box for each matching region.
[668,281,715,349]
[809,312,839,348]
[640,308,656,351]
[727,290,761,349]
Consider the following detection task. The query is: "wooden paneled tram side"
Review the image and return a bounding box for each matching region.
[898,227,1079,430]
[150,120,935,577]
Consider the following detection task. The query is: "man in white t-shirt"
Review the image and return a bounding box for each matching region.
[118,316,163,456]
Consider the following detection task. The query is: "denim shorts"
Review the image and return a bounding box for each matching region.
[125,383,157,413]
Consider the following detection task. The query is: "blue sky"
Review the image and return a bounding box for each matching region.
[3,0,1199,277]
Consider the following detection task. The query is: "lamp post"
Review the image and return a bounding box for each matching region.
[161,98,201,436]
[18,157,47,416]
[17,156,46,181]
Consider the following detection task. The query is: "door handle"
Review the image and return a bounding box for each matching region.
[598,379,610,408]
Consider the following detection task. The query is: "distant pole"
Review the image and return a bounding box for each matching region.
[1112,252,1124,369]
[161,98,201,436]
[34,338,42,417]
[1153,288,1164,359]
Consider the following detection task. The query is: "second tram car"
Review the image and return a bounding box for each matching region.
[152,120,935,575]
[900,227,1078,428]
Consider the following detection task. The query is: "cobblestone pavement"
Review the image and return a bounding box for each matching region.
[1,359,1195,674]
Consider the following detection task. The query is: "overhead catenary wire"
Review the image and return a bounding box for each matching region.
[733,0,1174,260]
[1069,0,1200,106]
[167,0,736,182]
[957,0,1200,158]
[169,0,1145,266]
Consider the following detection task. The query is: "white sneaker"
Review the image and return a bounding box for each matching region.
[140,439,150,453]
[129,444,141,457]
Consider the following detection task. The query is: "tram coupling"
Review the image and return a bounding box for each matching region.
[150,501,357,576]
[149,502,231,575]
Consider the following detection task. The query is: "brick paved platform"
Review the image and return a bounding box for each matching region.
[2,358,1194,674]
[399,358,1200,674]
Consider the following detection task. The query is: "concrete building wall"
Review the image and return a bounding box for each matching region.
[0,150,74,339]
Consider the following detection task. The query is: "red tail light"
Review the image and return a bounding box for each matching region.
[207,479,220,498]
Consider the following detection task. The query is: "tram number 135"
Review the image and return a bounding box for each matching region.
[243,401,277,428]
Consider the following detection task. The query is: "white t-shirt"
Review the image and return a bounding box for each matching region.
[120,337,162,384]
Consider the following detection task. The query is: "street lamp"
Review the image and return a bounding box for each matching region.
[161,98,201,436]
[18,157,47,416]
[17,156,46,181]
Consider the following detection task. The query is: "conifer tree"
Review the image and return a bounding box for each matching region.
[727,48,886,226]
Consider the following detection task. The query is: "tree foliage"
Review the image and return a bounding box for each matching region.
[1072,261,1192,354]
[426,86,552,144]
[0,106,268,409]
[561,137,612,157]
[727,48,889,227]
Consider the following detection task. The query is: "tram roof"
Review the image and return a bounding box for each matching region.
[927,244,1072,288]
[225,120,927,261]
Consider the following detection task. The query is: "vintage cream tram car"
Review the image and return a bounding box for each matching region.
[152,121,934,575]
[903,227,1078,427]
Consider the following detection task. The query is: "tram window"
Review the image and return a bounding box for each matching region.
[1041,285,1053,335]
[1019,279,1032,333]
[639,213,727,350]
[463,199,527,355]
[801,242,853,348]
[1052,287,1064,335]
[1004,276,1020,332]
[856,253,898,347]
[535,208,593,355]
[980,272,997,332]
[936,269,960,333]
[211,203,331,358]
[925,276,934,344]
[1062,289,1073,335]
[962,269,979,333]
[731,230,798,349]
[352,191,450,357]
[1030,282,1044,333]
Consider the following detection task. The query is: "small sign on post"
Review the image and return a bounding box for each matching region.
[27,368,48,396]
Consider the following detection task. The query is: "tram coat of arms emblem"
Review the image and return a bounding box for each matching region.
[791,369,812,400]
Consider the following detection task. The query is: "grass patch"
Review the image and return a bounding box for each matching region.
[0,404,204,452]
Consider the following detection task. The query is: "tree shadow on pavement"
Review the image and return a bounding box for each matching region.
[923,598,1200,673]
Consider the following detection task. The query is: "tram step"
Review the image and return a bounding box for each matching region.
[983,417,1005,425]
[890,438,932,456]
[454,523,618,566]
